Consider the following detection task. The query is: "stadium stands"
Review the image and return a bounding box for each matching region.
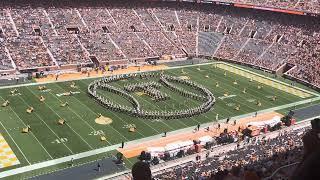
[217,0,320,15]
[198,32,223,57]
[77,7,119,34]
[0,1,318,87]
[10,8,56,36]
[43,35,91,67]
[0,10,18,38]
[47,8,89,35]
[6,37,54,70]
[109,7,146,32]
[0,45,14,71]
[214,35,248,60]
[109,32,156,61]
[78,34,126,65]
[138,31,183,57]
[153,127,306,179]
[236,38,270,65]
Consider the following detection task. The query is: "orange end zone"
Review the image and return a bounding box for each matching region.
[118,112,283,158]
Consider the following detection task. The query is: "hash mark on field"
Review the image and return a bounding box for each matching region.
[54,83,131,142]
[178,69,254,114]
[0,96,53,160]
[26,86,94,150]
[171,69,243,120]
[47,84,113,146]
[0,121,28,165]
[170,70,217,123]
[17,94,74,154]
[217,63,312,98]
[48,89,108,143]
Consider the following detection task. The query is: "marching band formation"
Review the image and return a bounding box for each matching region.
[88,72,216,119]
[124,81,169,102]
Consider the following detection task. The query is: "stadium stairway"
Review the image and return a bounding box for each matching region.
[198,32,223,57]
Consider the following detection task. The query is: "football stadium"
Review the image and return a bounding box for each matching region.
[0,0,319,179]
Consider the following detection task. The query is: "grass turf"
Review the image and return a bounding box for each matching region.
[0,63,317,178]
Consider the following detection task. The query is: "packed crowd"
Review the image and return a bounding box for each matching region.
[109,32,156,60]
[220,0,320,14]
[138,31,183,57]
[43,35,91,66]
[0,1,319,86]
[0,45,14,71]
[6,37,54,69]
[153,127,307,179]
[10,8,57,36]
[78,34,125,63]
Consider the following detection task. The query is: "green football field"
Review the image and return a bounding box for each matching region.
[0,62,318,178]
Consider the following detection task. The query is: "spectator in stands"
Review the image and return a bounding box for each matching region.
[292,150,320,180]
[292,118,320,180]
[132,161,152,180]
[301,118,320,159]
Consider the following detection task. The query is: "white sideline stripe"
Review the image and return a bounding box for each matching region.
[48,83,113,146]
[0,144,120,178]
[25,86,94,150]
[16,95,74,154]
[218,62,318,97]
[0,61,319,177]
[0,61,317,97]
[0,96,53,160]
[102,116,316,180]
[0,121,30,165]
[0,97,319,178]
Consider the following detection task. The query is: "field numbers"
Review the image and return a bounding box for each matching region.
[9,93,21,97]
[51,138,68,144]
[151,119,163,123]
[89,130,104,136]
[247,99,256,103]
[41,89,52,93]
[123,124,136,129]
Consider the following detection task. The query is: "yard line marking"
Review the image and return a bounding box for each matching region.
[0,61,317,97]
[25,86,94,150]
[0,143,121,179]
[0,120,30,165]
[113,81,181,130]
[49,84,111,145]
[54,83,131,142]
[203,67,288,107]
[16,94,74,154]
[217,63,313,98]
[45,86,112,147]
[0,103,318,178]
[79,80,161,134]
[0,96,53,160]
[169,70,233,122]
[65,123,94,149]
[184,68,259,112]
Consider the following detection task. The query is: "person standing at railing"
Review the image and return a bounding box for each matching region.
[292,118,320,180]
